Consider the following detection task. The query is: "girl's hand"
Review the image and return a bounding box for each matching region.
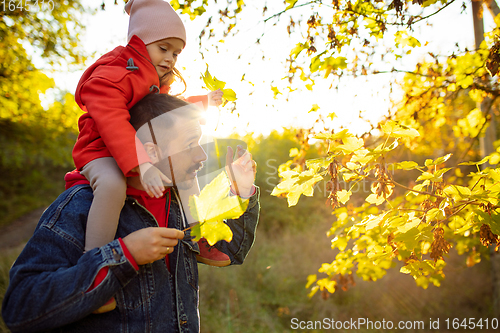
[138,162,171,198]
[122,227,184,265]
[208,88,223,106]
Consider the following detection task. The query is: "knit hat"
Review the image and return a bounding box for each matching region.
[125,0,186,47]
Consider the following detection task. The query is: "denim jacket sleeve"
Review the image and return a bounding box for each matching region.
[214,186,260,265]
[2,186,138,333]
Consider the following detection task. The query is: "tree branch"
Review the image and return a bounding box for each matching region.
[409,0,457,25]
[344,165,442,198]
[264,1,319,22]
[341,0,456,27]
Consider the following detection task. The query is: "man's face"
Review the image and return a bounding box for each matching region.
[159,117,207,189]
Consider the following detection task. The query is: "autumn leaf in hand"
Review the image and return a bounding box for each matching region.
[189,172,248,245]
[201,65,237,106]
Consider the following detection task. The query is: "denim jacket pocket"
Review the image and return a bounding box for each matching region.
[181,239,199,291]
[118,264,155,310]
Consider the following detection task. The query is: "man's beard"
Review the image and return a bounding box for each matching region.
[154,157,204,190]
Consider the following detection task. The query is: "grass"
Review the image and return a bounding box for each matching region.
[0,167,69,229]
[0,245,24,333]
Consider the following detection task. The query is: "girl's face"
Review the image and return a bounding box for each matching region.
[146,37,184,81]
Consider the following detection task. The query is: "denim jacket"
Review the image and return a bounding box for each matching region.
[2,184,260,333]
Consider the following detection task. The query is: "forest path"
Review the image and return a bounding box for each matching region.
[0,207,46,250]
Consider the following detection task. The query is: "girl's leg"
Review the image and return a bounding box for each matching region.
[81,157,127,252]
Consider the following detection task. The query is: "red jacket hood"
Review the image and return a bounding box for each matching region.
[75,35,158,109]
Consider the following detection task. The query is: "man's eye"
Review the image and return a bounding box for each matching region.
[160,47,167,51]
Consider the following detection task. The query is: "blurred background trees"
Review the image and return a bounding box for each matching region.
[2,0,500,331]
[0,1,89,225]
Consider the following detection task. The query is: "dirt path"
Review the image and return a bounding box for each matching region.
[0,207,46,250]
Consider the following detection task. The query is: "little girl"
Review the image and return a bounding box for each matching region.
[73,0,222,257]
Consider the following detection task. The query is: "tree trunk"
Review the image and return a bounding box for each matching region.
[485,0,500,17]
[472,0,500,318]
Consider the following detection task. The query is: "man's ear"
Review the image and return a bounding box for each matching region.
[144,142,162,163]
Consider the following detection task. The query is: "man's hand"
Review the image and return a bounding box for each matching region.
[225,145,256,198]
[208,88,223,107]
[122,227,184,265]
[137,162,171,198]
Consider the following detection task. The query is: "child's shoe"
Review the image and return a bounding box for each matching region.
[196,238,231,267]
[93,297,116,314]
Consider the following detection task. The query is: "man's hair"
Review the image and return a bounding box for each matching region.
[130,93,189,130]
[130,93,202,150]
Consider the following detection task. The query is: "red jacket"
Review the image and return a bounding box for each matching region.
[72,35,207,176]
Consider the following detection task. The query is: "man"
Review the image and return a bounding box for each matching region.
[2,94,260,332]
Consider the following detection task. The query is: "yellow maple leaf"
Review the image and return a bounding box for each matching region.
[189,172,248,245]
[381,120,420,138]
[336,189,352,204]
[337,137,364,153]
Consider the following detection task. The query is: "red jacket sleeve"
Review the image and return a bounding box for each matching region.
[185,95,209,110]
[86,238,139,293]
[79,77,150,176]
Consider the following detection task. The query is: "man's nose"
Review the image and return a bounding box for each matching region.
[193,146,208,162]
